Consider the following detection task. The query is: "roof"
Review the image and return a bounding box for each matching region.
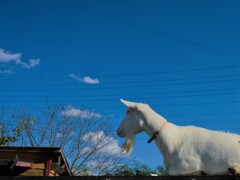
[0,146,72,176]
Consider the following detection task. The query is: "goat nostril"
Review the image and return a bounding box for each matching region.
[117,130,122,136]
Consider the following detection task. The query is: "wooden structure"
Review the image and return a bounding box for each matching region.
[0,146,72,176]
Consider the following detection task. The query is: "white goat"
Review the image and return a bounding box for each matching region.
[117,99,240,175]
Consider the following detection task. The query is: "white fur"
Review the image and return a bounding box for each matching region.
[117,99,240,175]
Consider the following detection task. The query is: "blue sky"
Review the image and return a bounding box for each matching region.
[0,0,239,169]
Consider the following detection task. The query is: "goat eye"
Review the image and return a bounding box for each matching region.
[126,110,130,114]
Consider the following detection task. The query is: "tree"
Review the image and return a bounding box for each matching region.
[133,161,154,176]
[114,161,165,176]
[13,104,131,175]
[155,165,165,175]
[0,107,22,145]
[114,164,135,176]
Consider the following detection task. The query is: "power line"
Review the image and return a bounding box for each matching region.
[0,65,239,80]
[10,112,240,120]
[166,112,240,117]
[1,92,239,103]
[66,1,230,55]
[1,74,239,88]
[0,79,239,92]
[0,87,238,98]
[2,101,239,110]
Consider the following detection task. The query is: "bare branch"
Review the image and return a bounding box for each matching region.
[4,103,132,175]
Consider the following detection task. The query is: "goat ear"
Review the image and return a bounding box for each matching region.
[120,99,137,108]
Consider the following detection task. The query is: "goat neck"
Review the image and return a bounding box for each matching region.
[142,107,180,154]
[142,107,168,138]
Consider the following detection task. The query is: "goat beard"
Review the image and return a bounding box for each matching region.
[122,137,134,154]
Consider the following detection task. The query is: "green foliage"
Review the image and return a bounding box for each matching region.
[114,165,135,176]
[0,123,17,145]
[114,162,165,176]
[155,165,165,175]
[133,161,154,176]
[0,117,36,146]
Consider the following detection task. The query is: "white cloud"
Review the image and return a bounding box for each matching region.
[0,48,40,70]
[56,133,61,138]
[0,48,21,63]
[20,58,40,69]
[60,106,102,119]
[0,69,14,75]
[69,74,100,84]
[86,160,102,170]
[83,131,123,156]
[78,131,127,175]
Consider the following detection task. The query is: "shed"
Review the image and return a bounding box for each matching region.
[0,146,72,176]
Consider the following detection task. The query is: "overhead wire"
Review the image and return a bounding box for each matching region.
[0,66,238,128]
[0,74,239,88]
[63,1,230,55]
[0,87,238,98]
[0,65,239,81]
[0,78,239,92]
[2,101,240,110]
[1,92,239,103]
